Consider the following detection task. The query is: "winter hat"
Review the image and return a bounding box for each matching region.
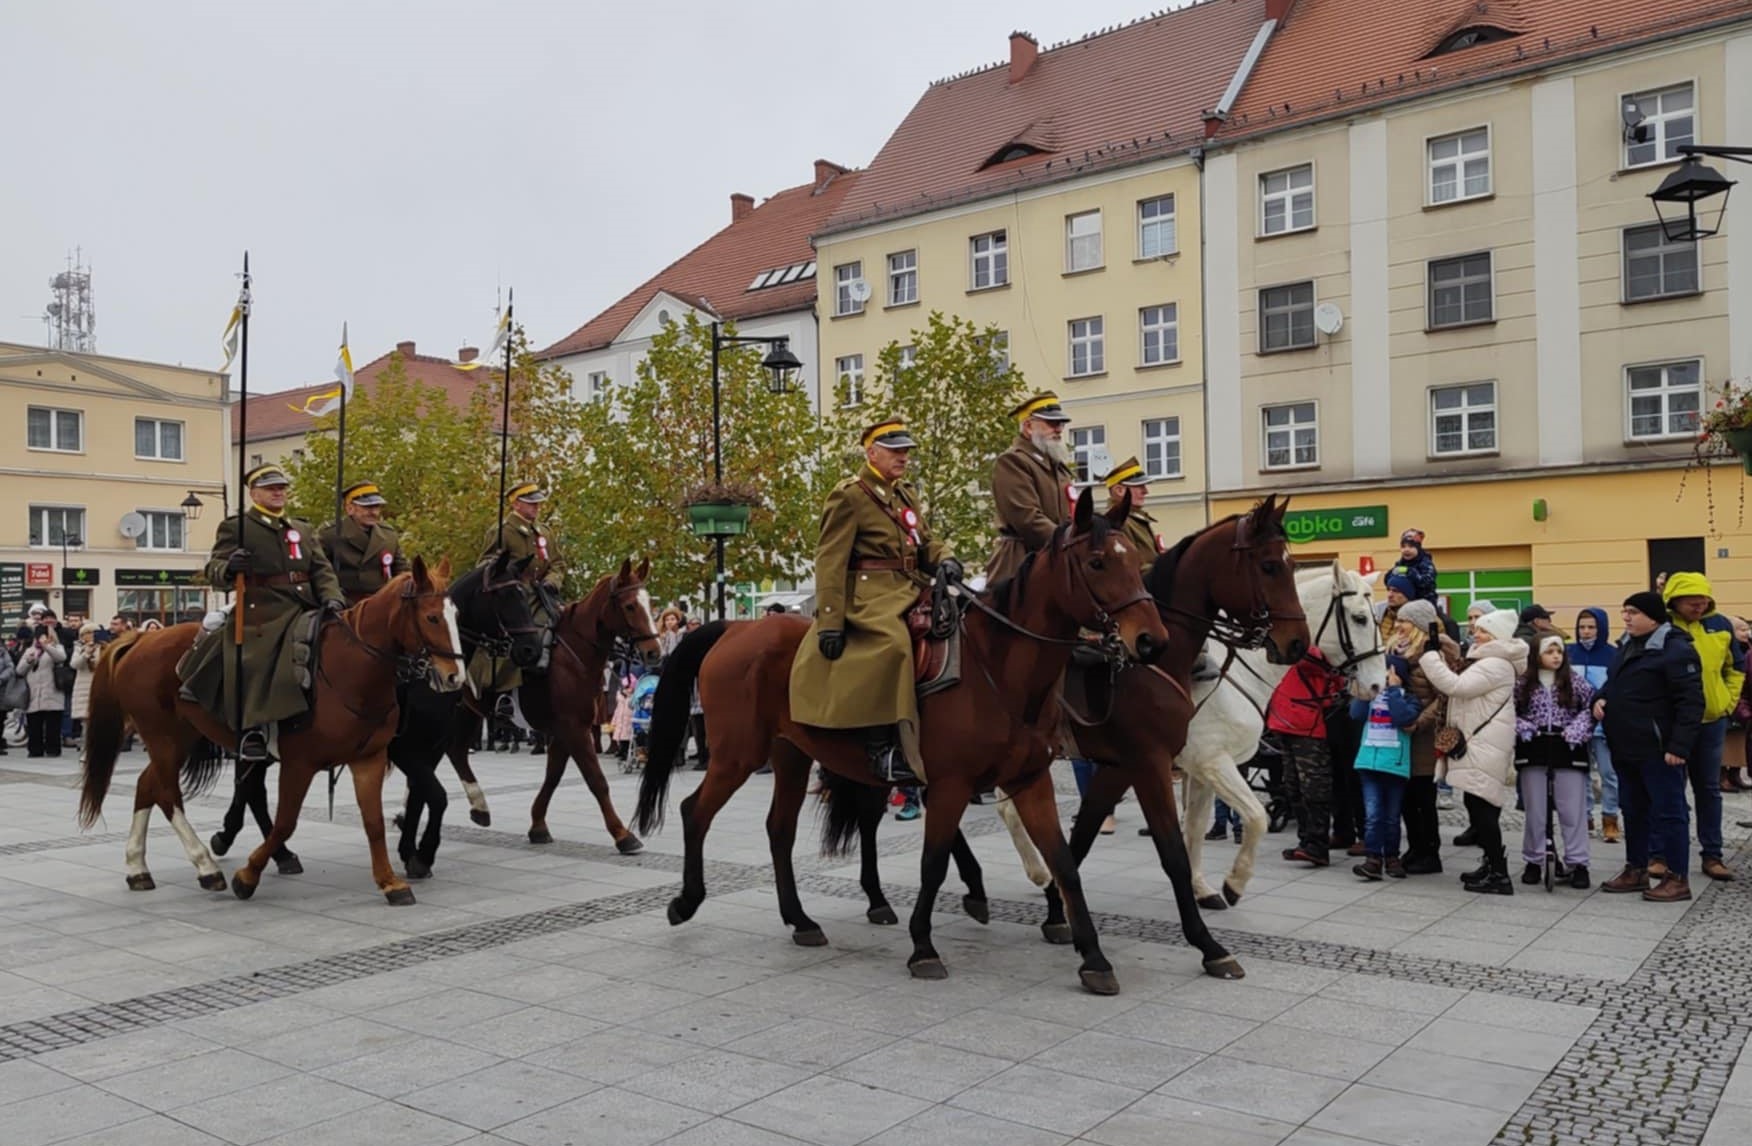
[1400,529,1425,546]
[1519,604,1553,626]
[1538,634,1566,659]
[1623,591,1669,625]
[1395,599,1439,631]
[1473,609,1520,643]
[1467,600,1497,618]
[1384,572,1416,598]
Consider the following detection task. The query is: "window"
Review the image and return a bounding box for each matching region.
[585,371,610,402]
[834,261,864,316]
[1140,304,1179,366]
[1259,165,1314,235]
[971,230,1008,289]
[248,453,263,469]
[1068,317,1105,377]
[1623,224,1700,302]
[1262,403,1318,469]
[27,506,85,548]
[1430,382,1497,456]
[1258,282,1316,352]
[1428,128,1491,204]
[986,330,1011,373]
[1625,83,1695,168]
[27,406,82,452]
[1627,360,1702,439]
[887,250,917,306]
[1428,252,1494,328]
[138,510,185,551]
[835,354,864,408]
[1065,210,1103,272]
[1137,195,1176,258]
[897,345,917,374]
[134,418,184,461]
[1071,426,1106,484]
[1142,417,1181,479]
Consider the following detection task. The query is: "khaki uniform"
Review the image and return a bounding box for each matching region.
[473,514,564,691]
[1119,508,1166,573]
[317,517,409,604]
[179,508,343,729]
[791,468,950,738]
[985,435,1073,585]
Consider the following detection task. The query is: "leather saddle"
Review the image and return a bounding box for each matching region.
[907,571,964,698]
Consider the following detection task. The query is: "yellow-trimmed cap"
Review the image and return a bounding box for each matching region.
[1102,456,1147,489]
[245,463,290,488]
[862,419,917,449]
[506,481,548,504]
[1009,391,1071,424]
[342,481,386,507]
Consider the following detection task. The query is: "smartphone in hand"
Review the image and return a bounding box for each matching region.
[1427,621,1442,644]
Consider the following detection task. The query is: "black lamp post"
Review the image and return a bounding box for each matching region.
[1647,146,1751,242]
[704,321,804,621]
[60,532,82,591]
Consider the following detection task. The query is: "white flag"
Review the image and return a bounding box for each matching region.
[219,286,248,372]
[304,323,354,417]
[456,308,511,371]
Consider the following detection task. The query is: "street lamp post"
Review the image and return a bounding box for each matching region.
[704,321,804,621]
[1646,145,1752,242]
[60,533,83,605]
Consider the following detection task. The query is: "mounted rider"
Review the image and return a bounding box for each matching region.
[474,480,564,692]
[790,419,961,784]
[986,392,1075,586]
[318,481,409,605]
[1101,456,1167,572]
[178,463,345,763]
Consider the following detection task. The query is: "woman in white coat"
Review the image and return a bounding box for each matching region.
[18,632,68,758]
[69,622,101,741]
[1419,608,1527,895]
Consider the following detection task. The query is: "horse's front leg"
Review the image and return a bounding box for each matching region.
[1201,754,1268,907]
[1042,762,1129,944]
[570,729,642,854]
[232,761,317,902]
[767,742,824,943]
[908,776,972,980]
[448,708,490,826]
[1132,750,1243,979]
[1006,771,1117,994]
[351,756,414,905]
[1180,769,1221,906]
[527,740,568,845]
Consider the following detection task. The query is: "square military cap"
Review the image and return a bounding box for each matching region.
[862,419,917,449]
[342,481,386,507]
[1010,392,1072,423]
[507,481,549,503]
[245,463,291,488]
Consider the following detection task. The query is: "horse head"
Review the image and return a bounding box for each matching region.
[1230,495,1310,664]
[1036,488,1170,663]
[392,555,467,692]
[452,551,543,669]
[1306,561,1386,695]
[584,558,661,670]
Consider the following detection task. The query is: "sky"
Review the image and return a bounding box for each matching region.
[3,0,1168,393]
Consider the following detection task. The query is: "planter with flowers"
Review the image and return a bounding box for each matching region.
[1677,379,1752,534]
[684,480,761,537]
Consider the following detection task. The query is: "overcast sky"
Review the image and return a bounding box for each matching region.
[3,0,1163,393]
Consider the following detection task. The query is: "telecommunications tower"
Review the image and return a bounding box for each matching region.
[44,250,96,352]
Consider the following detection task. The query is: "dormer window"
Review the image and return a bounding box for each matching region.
[1426,25,1516,57]
[981,142,1045,169]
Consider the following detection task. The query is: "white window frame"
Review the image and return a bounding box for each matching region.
[1626,359,1703,441]
[1258,164,1315,236]
[835,354,864,409]
[1622,224,1701,303]
[1065,210,1103,272]
[987,330,1011,374]
[1068,316,1105,377]
[27,405,83,453]
[1427,251,1495,329]
[1261,402,1319,471]
[1070,426,1107,484]
[1426,126,1492,206]
[1139,304,1179,367]
[27,505,85,549]
[897,345,917,373]
[584,371,610,403]
[1623,82,1696,169]
[1142,417,1182,480]
[137,509,186,552]
[1258,282,1316,353]
[134,417,185,462]
[886,250,917,307]
[833,262,864,316]
[1429,382,1498,457]
[970,230,1008,290]
[1137,195,1177,259]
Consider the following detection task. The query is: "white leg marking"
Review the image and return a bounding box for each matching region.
[1204,758,1267,898]
[995,791,1051,888]
[125,808,151,877]
[463,780,488,814]
[169,806,222,876]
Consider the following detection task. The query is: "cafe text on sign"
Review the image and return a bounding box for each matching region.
[1281,505,1390,545]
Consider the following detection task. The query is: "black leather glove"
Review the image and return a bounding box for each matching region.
[938,557,965,584]
[224,549,252,575]
[818,630,846,661]
[322,599,347,615]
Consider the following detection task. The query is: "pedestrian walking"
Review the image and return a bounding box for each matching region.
[1349,654,1422,880]
[1569,607,1620,841]
[1272,647,1347,866]
[1514,635,1595,888]
[1660,572,1743,882]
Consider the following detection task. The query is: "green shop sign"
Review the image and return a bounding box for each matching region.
[1282,505,1390,545]
[116,569,201,587]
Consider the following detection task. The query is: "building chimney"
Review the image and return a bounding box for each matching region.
[813,159,847,188]
[1010,31,1038,84]
[395,340,416,358]
[457,346,479,363]
[730,193,754,223]
[1265,0,1295,21]
[1204,112,1227,140]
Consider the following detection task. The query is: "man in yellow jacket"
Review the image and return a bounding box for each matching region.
[1662,571,1745,882]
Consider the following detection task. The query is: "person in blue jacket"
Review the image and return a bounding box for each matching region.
[1389,529,1439,607]
[1568,607,1619,842]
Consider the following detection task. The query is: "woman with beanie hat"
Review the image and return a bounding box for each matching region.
[1387,598,1450,872]
[1514,636,1596,888]
[1569,608,1620,841]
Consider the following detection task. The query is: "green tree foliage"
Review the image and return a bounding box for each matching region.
[823,312,1027,559]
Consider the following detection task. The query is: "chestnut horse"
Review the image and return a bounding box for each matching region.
[78,558,467,905]
[445,559,662,853]
[637,491,1168,995]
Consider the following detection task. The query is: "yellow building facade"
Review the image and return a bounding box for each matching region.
[0,342,230,627]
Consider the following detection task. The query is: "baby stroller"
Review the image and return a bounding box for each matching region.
[1242,733,1293,834]
[625,672,661,773]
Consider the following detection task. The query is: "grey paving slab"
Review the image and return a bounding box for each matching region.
[1223,1023,1399,1083]
[91,1049,294,1113]
[55,1114,231,1146]
[946,1062,1147,1137]
[1361,1047,1546,1114]
[864,1104,1073,1146]
[1027,1029,1206,1090]
[1083,1092,1302,1146]
[0,1083,151,1146]
[617,1049,815,1115]
[914,1007,1083,1061]
[168,1073,378,1145]
[828,1037,1012,1103]
[1402,1018,1579,1073]
[660,1119,825,1146]
[400,1060,600,1131]
[1310,1083,1511,1146]
[1158,1056,1353,1124]
[721,1016,897,1071]
[256,1101,478,1146]
[0,1058,81,1104]
[308,1038,504,1099]
[495,1085,709,1146]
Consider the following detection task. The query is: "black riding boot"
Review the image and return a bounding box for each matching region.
[865,725,916,785]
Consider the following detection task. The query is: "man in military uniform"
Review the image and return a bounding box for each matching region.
[986,392,1075,585]
[791,419,961,783]
[474,481,564,692]
[179,464,345,763]
[1101,456,1166,571]
[318,481,409,604]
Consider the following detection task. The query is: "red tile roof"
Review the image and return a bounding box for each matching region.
[819,1,1269,236]
[233,341,499,443]
[536,165,860,360]
[1219,0,1752,142]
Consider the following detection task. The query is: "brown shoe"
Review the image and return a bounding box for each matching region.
[1702,857,1735,882]
[1648,859,1670,879]
[1601,865,1649,894]
[1643,874,1692,903]
[1602,813,1621,844]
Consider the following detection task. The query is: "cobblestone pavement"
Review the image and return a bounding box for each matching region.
[2,750,1750,1146]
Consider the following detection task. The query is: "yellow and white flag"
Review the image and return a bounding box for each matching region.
[304,322,355,417]
[456,307,511,371]
[219,286,248,372]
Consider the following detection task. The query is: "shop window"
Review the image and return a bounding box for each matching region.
[1436,568,1534,620]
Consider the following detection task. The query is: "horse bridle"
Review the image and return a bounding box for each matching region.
[1313,581,1383,677]
[456,566,543,661]
[321,584,466,719]
[1161,517,1305,653]
[552,579,660,667]
[961,525,1155,657]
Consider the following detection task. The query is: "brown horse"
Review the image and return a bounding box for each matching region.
[78,558,467,905]
[637,491,1169,994]
[446,559,662,853]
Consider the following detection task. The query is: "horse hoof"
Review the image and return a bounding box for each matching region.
[1196,894,1227,912]
[1079,969,1122,996]
[962,896,991,925]
[866,905,898,926]
[793,929,829,948]
[470,809,491,827]
[125,873,156,891]
[208,832,232,857]
[528,827,553,845]
[274,854,303,876]
[1222,883,1242,907]
[909,958,948,981]
[385,887,417,906]
[667,898,697,926]
[1204,956,1246,980]
[405,857,433,880]
[392,813,405,831]
[231,877,257,901]
[198,872,228,892]
[1041,923,1073,946]
[615,834,644,856]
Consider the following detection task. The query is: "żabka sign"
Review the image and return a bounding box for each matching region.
[1281,505,1389,545]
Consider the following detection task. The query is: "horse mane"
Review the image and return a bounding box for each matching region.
[447,561,486,602]
[993,515,1115,614]
[1145,514,1238,601]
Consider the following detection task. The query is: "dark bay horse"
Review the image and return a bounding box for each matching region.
[446,559,662,852]
[637,491,1168,995]
[79,558,467,905]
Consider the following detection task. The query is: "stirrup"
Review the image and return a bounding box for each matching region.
[871,744,916,785]
[237,728,270,765]
[493,694,515,720]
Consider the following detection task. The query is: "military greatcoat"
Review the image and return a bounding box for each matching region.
[318,516,409,604]
[1119,507,1167,574]
[179,508,343,730]
[985,435,1074,585]
[790,468,950,734]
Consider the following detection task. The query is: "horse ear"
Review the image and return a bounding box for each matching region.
[511,554,534,580]
[1104,491,1131,528]
[617,557,633,583]
[635,557,651,582]
[1274,495,1292,521]
[412,554,430,586]
[435,556,452,580]
[1330,558,1345,583]
[1073,486,1093,533]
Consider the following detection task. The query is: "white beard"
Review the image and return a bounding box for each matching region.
[1030,429,1072,465]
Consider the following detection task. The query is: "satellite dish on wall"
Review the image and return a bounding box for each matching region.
[847,279,873,304]
[1313,303,1345,336]
[118,512,147,540]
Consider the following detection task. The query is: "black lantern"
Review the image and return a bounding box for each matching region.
[761,339,803,394]
[180,491,205,521]
[1649,157,1736,242]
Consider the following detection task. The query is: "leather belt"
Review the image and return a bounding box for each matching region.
[246,572,309,588]
[850,556,917,573]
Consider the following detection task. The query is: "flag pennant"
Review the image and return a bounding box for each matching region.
[219,284,249,372]
[291,387,345,417]
[455,307,511,371]
[297,322,356,418]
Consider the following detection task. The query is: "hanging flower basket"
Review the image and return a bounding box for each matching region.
[1721,428,1752,476]
[685,481,761,538]
[1676,379,1752,535]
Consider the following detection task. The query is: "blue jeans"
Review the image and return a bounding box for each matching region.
[1620,757,1692,879]
[1689,719,1726,861]
[1589,738,1619,817]
[1072,758,1097,797]
[1212,798,1241,830]
[1358,770,1406,858]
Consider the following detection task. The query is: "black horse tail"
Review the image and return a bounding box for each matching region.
[79,634,138,829]
[634,621,731,835]
[817,768,885,858]
[180,737,227,801]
